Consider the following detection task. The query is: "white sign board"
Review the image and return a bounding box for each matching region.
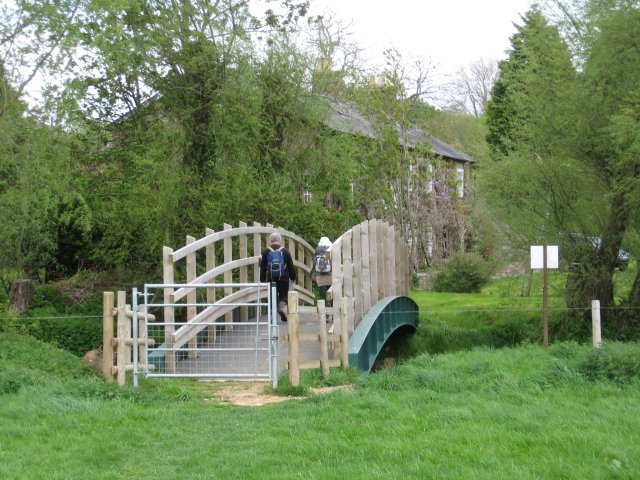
[530,245,559,269]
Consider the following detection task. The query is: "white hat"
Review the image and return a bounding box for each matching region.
[268,232,282,245]
[318,236,332,247]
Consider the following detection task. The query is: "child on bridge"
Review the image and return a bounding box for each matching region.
[311,236,333,304]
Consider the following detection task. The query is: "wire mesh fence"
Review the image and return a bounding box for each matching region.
[142,283,278,381]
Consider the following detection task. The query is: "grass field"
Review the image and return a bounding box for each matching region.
[1,273,639,479]
[1,331,639,479]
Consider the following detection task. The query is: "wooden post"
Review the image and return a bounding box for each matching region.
[297,242,306,291]
[394,229,402,295]
[340,297,349,368]
[543,244,549,351]
[287,235,297,298]
[224,223,233,331]
[331,239,343,337]
[124,303,132,367]
[377,221,385,300]
[381,221,390,298]
[253,222,263,319]
[163,246,176,373]
[186,235,197,358]
[352,223,363,329]
[288,291,300,387]
[239,221,248,322]
[361,221,372,315]
[205,227,217,343]
[138,313,146,367]
[317,300,330,380]
[369,221,379,305]
[592,300,602,348]
[117,291,127,386]
[9,279,34,314]
[342,230,354,334]
[102,291,114,380]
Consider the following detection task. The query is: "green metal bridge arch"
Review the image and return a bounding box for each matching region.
[348,296,419,374]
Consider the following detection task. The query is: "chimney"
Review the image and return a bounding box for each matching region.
[315,57,332,72]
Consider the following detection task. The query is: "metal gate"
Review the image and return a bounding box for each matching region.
[132,283,279,387]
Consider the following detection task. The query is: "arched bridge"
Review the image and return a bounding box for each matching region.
[348,296,419,374]
[147,219,418,377]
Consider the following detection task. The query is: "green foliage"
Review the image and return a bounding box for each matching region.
[410,271,640,353]
[547,341,640,385]
[6,284,104,357]
[486,6,577,160]
[482,4,640,314]
[0,71,92,279]
[0,332,92,382]
[431,252,493,293]
[24,317,102,358]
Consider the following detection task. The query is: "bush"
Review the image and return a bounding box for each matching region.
[431,252,493,293]
[21,284,103,357]
[548,341,640,385]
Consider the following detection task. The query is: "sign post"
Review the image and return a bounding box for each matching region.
[530,245,559,350]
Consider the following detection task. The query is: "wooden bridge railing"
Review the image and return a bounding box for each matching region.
[157,219,409,374]
[329,220,410,337]
[161,222,315,372]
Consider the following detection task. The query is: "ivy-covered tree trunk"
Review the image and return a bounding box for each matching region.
[565,192,630,310]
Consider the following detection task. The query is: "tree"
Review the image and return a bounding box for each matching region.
[565,6,640,311]
[483,5,579,237]
[485,2,640,317]
[486,6,578,160]
[0,72,91,280]
[446,58,498,117]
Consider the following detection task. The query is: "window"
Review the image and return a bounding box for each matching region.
[427,163,434,193]
[456,167,464,198]
[302,190,312,204]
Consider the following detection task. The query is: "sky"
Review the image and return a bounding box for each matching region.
[301,0,535,75]
[15,0,536,109]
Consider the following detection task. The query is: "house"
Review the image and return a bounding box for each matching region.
[318,94,477,266]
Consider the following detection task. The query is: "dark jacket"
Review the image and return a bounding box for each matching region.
[259,244,296,283]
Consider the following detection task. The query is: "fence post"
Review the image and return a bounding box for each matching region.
[205,227,217,343]
[163,246,176,374]
[224,223,233,331]
[102,291,114,380]
[592,300,602,348]
[186,235,197,359]
[239,221,249,322]
[340,297,349,368]
[117,290,127,386]
[288,291,300,387]
[317,300,330,380]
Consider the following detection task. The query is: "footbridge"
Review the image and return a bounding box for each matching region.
[136,219,418,382]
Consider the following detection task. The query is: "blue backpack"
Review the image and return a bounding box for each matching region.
[267,247,287,281]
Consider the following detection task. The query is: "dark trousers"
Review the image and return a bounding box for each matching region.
[318,285,329,301]
[274,280,289,307]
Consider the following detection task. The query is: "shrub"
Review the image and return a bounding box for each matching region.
[22,284,103,357]
[431,252,493,293]
[547,342,640,385]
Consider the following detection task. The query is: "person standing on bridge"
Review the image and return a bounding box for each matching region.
[260,232,296,322]
[311,236,333,304]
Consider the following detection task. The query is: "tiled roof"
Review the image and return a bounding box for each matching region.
[320,95,476,163]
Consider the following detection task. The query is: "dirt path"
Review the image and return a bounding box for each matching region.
[200,381,353,407]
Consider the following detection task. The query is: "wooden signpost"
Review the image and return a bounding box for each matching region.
[530,244,559,350]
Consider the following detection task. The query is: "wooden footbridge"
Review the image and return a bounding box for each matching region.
[104,220,418,386]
